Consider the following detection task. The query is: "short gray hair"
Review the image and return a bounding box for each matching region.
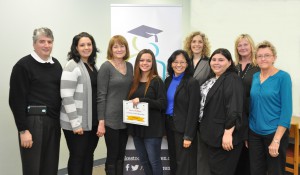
[32,27,54,43]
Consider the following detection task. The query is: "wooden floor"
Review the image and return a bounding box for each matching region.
[93,165,105,175]
[85,165,297,175]
[91,165,295,175]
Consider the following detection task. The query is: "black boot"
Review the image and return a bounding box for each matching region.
[105,164,116,175]
[116,160,124,175]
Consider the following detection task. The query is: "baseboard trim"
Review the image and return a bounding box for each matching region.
[57,158,106,175]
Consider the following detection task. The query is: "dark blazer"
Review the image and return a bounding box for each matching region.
[165,75,200,141]
[200,71,245,147]
[193,56,211,86]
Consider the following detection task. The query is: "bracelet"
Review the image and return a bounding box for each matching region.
[273,139,280,145]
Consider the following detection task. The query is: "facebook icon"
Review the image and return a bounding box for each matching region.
[125,164,130,171]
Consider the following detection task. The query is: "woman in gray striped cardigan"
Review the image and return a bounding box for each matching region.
[60,32,99,175]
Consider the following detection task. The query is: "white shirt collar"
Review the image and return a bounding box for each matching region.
[31,51,54,64]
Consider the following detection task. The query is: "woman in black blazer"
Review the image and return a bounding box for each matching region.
[184,31,212,175]
[165,50,200,175]
[199,48,245,175]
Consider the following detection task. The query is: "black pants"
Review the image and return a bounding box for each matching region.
[234,143,250,175]
[248,130,289,175]
[197,128,211,175]
[104,126,128,166]
[166,116,197,175]
[63,125,99,175]
[19,115,61,175]
[206,142,243,175]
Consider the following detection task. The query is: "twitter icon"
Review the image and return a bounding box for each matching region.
[131,165,139,171]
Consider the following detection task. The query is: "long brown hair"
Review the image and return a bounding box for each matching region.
[128,49,158,98]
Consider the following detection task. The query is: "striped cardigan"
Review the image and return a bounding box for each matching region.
[60,59,95,131]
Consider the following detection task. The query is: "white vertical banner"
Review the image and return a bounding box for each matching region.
[111,4,182,175]
[111,4,182,80]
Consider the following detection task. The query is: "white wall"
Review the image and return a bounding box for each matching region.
[0,0,188,174]
[190,0,300,116]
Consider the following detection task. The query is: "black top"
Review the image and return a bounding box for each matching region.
[9,55,62,131]
[236,63,260,116]
[84,63,98,126]
[128,77,167,138]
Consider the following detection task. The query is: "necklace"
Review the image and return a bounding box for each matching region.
[238,63,251,79]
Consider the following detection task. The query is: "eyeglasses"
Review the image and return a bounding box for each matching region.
[172,61,187,65]
[256,54,273,59]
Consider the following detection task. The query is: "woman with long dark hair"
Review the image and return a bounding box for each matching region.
[60,32,99,175]
[128,49,167,175]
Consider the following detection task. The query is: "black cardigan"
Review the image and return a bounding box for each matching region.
[200,71,245,148]
[128,77,167,138]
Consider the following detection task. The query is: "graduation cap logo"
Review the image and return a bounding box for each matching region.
[128,25,163,42]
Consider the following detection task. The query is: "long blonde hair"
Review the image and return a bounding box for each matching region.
[234,34,256,65]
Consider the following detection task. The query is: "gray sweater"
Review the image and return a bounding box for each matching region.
[97,61,133,129]
[60,59,96,131]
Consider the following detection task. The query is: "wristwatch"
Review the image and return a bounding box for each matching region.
[19,130,26,134]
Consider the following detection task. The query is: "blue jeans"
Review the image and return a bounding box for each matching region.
[133,137,163,175]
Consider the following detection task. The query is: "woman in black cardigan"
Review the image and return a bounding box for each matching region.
[165,50,200,175]
[199,48,245,175]
[128,49,167,175]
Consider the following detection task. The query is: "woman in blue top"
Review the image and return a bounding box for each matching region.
[248,41,292,175]
[165,50,200,175]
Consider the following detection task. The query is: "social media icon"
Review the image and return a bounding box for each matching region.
[131,165,139,171]
[125,164,130,171]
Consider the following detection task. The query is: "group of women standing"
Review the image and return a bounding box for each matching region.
[60,34,133,175]
[59,30,292,175]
